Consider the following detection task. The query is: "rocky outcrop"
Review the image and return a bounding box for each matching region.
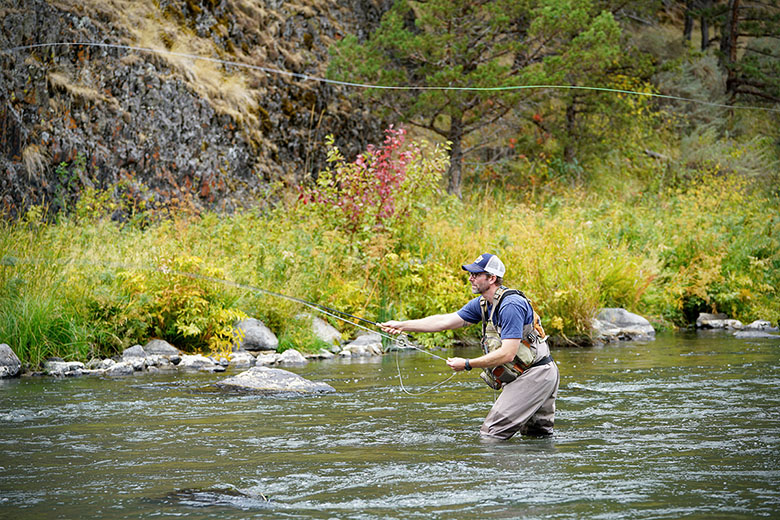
[215,366,335,394]
[592,308,655,343]
[1,0,391,217]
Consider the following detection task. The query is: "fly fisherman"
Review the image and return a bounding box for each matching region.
[379,253,559,440]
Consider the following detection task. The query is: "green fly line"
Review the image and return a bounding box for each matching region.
[3,41,779,113]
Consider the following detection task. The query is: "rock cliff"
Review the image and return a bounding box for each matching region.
[0,0,391,217]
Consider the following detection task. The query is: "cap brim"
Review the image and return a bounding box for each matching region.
[461,263,484,273]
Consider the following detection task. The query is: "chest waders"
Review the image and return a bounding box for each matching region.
[479,286,548,390]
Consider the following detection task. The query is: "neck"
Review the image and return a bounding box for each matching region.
[482,283,500,301]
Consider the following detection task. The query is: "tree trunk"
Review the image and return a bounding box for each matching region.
[720,0,740,99]
[700,0,713,50]
[684,0,694,42]
[446,116,464,198]
[563,99,577,163]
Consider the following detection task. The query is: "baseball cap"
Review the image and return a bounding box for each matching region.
[461,253,506,277]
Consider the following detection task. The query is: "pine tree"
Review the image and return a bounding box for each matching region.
[328,0,625,197]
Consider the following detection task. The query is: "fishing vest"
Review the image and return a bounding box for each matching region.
[478,286,548,390]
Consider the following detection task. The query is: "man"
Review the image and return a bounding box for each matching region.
[380,253,559,440]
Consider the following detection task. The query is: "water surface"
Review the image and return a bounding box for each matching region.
[1,331,778,519]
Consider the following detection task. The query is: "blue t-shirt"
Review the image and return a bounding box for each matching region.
[457,293,533,339]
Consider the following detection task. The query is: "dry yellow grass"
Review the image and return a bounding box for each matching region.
[22,144,49,180]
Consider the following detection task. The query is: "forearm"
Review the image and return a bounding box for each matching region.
[380,313,466,334]
[447,338,520,372]
[467,347,515,369]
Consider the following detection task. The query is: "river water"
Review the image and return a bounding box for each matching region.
[1,330,779,519]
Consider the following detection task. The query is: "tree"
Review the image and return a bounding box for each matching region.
[683,0,716,50]
[328,0,626,197]
[718,0,780,104]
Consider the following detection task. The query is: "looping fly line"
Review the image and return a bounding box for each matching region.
[3,41,779,113]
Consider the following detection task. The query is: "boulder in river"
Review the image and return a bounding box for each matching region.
[592,308,655,343]
[44,359,85,377]
[215,366,336,394]
[0,344,21,378]
[696,313,743,330]
[178,354,226,372]
[341,332,384,357]
[143,339,182,363]
[743,320,778,332]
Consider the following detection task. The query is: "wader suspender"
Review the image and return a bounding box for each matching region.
[478,286,546,390]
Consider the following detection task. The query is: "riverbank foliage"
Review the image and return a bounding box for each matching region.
[2,118,778,369]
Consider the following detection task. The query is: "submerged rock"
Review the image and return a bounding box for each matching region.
[734,330,780,340]
[0,344,22,378]
[215,366,336,394]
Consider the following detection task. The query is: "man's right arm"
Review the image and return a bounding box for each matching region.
[379,312,468,334]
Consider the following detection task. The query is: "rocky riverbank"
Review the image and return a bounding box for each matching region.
[1,308,777,381]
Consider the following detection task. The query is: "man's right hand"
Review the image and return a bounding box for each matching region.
[379,321,406,334]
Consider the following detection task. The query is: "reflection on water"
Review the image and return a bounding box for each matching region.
[1,331,779,519]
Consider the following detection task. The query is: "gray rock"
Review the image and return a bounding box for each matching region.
[344,332,384,355]
[255,352,282,366]
[696,313,743,330]
[297,313,342,345]
[306,348,335,360]
[228,351,256,368]
[593,308,655,343]
[215,367,336,394]
[178,354,221,371]
[122,344,147,358]
[234,318,279,351]
[143,339,181,357]
[278,349,308,365]
[0,344,22,378]
[734,330,780,340]
[44,360,85,377]
[744,320,778,332]
[105,361,135,376]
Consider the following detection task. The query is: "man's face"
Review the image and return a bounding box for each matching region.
[469,272,493,294]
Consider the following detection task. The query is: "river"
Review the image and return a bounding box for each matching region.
[1,330,778,519]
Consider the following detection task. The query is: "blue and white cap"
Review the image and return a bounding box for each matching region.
[461,253,506,277]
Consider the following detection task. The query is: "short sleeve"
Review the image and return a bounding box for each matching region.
[494,295,533,339]
[457,297,482,324]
